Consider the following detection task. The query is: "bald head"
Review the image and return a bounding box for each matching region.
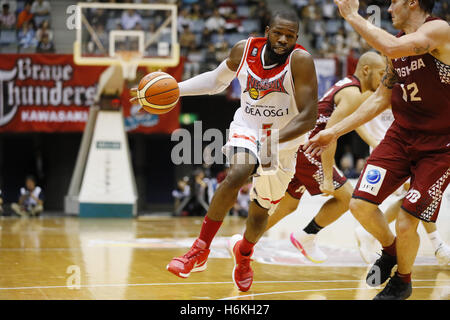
[356,51,384,71]
[355,51,386,92]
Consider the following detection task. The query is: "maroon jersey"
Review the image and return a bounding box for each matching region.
[391,17,450,134]
[309,75,361,138]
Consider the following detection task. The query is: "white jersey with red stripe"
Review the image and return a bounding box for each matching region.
[231,37,310,150]
[222,37,310,215]
[364,108,395,144]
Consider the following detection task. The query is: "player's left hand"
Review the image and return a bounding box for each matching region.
[334,0,360,19]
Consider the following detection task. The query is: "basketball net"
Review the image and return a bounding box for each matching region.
[116,51,142,80]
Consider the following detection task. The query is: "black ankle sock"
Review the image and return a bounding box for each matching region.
[303,219,323,235]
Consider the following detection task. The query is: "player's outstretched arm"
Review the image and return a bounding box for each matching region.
[320,87,371,194]
[176,40,246,97]
[129,40,246,103]
[304,57,397,156]
[334,0,450,59]
[278,51,318,143]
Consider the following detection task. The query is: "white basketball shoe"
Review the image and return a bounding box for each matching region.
[290,230,327,263]
[354,226,379,264]
[435,243,450,266]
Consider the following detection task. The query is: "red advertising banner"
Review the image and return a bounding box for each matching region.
[0,54,182,133]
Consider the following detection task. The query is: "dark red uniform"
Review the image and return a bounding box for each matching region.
[353,17,450,222]
[287,76,361,198]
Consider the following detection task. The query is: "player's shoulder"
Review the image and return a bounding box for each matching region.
[290,48,314,75]
[229,38,251,66]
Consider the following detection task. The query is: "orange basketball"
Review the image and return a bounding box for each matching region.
[136,71,179,114]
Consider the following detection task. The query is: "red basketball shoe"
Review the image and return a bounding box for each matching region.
[228,234,254,292]
[166,238,210,278]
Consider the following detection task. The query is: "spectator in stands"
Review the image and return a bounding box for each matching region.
[172,176,190,215]
[231,181,251,217]
[120,9,142,30]
[0,188,3,215]
[202,0,216,18]
[322,0,336,21]
[218,0,237,19]
[16,1,34,29]
[211,26,227,48]
[335,27,349,56]
[36,33,55,53]
[187,168,209,216]
[11,175,44,217]
[31,0,51,17]
[340,155,359,179]
[215,41,230,62]
[202,42,219,73]
[205,9,226,32]
[18,21,37,50]
[36,20,53,42]
[224,11,242,33]
[89,8,107,28]
[189,3,204,21]
[179,24,196,56]
[178,8,193,32]
[0,3,15,30]
[355,158,366,177]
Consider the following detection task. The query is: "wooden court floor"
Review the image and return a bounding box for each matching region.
[0,215,448,300]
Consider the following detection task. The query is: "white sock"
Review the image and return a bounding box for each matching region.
[427,230,444,251]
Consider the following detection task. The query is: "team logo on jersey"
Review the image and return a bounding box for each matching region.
[251,47,258,57]
[244,69,288,100]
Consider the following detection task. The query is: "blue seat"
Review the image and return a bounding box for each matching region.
[34,15,51,28]
[225,33,246,46]
[241,19,259,33]
[191,19,205,33]
[0,30,17,45]
[237,6,250,18]
[325,19,341,34]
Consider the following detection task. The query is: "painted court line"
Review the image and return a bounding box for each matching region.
[0,279,448,291]
[220,286,450,300]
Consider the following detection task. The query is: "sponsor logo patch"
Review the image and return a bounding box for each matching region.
[358,164,387,196]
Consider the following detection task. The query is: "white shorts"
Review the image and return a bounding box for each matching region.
[222,122,300,215]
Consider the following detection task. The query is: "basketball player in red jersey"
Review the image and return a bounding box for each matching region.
[164,11,318,292]
[305,0,450,300]
[263,52,386,264]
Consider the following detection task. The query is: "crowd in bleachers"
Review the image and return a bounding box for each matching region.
[0,0,54,52]
[291,0,449,57]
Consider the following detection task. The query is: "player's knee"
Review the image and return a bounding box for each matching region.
[222,165,253,191]
[395,212,419,236]
[349,198,365,216]
[335,183,352,204]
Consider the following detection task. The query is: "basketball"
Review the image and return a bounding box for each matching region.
[136,71,180,114]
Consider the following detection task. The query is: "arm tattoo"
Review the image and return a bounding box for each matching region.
[381,57,399,89]
[413,44,430,55]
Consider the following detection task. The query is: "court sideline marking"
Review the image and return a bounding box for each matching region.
[219,285,450,300]
[0,279,449,291]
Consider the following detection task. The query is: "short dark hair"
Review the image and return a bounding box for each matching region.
[418,0,435,14]
[25,175,36,184]
[269,10,300,30]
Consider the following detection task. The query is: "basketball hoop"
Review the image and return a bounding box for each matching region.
[116,50,142,80]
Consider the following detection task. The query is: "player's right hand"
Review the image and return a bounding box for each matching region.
[129,88,138,103]
[303,128,337,157]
